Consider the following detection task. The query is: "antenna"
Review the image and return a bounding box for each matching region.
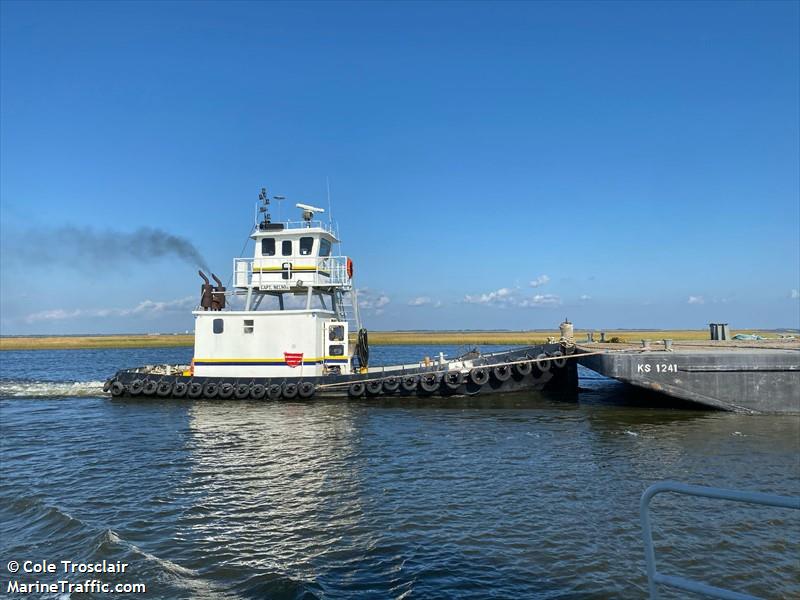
[273,195,286,222]
[258,187,272,228]
[326,176,332,225]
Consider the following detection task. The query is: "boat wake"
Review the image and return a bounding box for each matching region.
[0,380,107,398]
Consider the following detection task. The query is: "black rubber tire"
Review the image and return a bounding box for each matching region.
[282,382,298,399]
[536,353,551,373]
[187,381,203,398]
[469,368,489,386]
[552,351,567,368]
[267,384,282,400]
[298,382,316,399]
[234,383,250,399]
[564,345,576,355]
[250,384,267,400]
[129,379,144,395]
[419,373,439,393]
[492,365,511,382]
[383,377,400,393]
[366,380,383,395]
[514,361,533,376]
[156,381,173,397]
[218,383,234,399]
[348,382,366,397]
[401,376,418,392]
[443,371,463,390]
[142,380,158,395]
[202,382,219,398]
[173,381,188,397]
[110,381,125,396]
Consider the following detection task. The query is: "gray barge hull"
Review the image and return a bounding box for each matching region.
[577,342,800,414]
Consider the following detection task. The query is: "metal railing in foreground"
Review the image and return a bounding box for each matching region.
[640,480,800,600]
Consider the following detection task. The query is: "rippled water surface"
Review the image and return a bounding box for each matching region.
[1,347,798,599]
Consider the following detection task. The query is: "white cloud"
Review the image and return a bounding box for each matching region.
[408,296,442,308]
[463,287,514,305]
[518,294,562,307]
[357,289,391,315]
[688,296,705,305]
[579,294,592,301]
[464,287,560,308]
[529,275,550,288]
[791,289,799,300]
[25,296,196,323]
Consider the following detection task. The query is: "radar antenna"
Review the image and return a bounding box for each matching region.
[296,203,325,224]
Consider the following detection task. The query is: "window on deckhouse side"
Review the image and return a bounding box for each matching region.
[299,237,314,255]
[261,238,275,256]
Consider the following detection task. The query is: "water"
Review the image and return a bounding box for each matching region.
[1,347,798,599]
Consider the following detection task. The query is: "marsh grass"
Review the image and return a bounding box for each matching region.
[0,329,783,350]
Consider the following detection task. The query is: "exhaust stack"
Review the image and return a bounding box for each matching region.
[198,270,213,310]
[211,273,226,311]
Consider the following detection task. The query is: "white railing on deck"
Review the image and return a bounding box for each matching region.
[640,481,800,600]
[254,220,338,236]
[233,256,350,288]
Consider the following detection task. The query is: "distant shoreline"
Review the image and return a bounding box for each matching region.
[0,329,790,350]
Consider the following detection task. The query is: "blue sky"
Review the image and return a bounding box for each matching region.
[1,0,798,334]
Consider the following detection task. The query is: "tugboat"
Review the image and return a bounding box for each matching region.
[105,188,577,400]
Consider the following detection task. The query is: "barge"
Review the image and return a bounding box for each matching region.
[577,339,800,414]
[105,188,577,400]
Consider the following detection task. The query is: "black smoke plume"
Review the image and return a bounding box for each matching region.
[3,226,211,272]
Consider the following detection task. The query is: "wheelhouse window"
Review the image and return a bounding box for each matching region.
[261,238,275,256]
[213,318,224,334]
[243,319,254,334]
[282,240,292,256]
[329,325,345,341]
[319,238,332,257]
[299,237,314,256]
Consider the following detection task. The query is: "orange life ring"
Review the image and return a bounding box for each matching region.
[346,257,354,279]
